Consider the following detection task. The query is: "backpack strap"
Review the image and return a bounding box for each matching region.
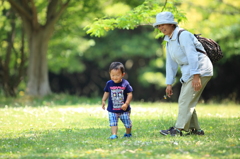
[177,29,206,54]
[167,29,185,46]
[177,29,186,44]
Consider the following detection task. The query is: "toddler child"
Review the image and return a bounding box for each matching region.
[102,62,133,139]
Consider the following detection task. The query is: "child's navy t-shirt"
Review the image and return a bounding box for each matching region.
[104,79,133,113]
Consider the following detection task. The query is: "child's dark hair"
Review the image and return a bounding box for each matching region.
[109,62,125,73]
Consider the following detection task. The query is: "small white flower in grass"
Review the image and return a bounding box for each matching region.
[120,150,126,154]
[127,150,136,153]
[94,148,105,152]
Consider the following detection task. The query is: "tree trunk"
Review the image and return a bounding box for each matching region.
[7,0,70,96]
[26,29,52,96]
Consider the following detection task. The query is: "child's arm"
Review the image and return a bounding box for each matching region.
[121,92,133,111]
[102,92,109,110]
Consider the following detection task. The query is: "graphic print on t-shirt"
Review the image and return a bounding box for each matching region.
[110,86,125,110]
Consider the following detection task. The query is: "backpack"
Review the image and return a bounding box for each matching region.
[177,29,223,63]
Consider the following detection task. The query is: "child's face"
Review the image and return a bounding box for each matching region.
[110,69,125,83]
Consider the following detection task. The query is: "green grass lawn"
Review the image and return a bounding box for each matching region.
[0,96,239,159]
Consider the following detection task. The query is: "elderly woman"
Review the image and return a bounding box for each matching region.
[153,12,213,136]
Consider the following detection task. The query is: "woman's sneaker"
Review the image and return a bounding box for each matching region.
[169,128,183,136]
[123,133,132,138]
[160,127,183,136]
[160,127,175,136]
[193,129,205,135]
[108,135,118,139]
[186,129,205,135]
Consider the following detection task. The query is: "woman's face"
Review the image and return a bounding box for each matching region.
[157,24,175,36]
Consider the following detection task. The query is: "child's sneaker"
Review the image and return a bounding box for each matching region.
[108,135,118,139]
[123,133,132,138]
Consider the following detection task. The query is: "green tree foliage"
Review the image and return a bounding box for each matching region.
[1,0,239,102]
[0,0,150,97]
[180,0,240,59]
[47,0,146,74]
[85,0,186,38]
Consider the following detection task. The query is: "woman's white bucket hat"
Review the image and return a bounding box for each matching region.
[153,12,178,28]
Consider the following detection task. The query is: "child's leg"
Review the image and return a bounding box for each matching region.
[120,111,132,134]
[111,126,118,135]
[108,112,119,135]
[126,127,131,134]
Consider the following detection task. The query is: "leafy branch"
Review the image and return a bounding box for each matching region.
[84,0,186,37]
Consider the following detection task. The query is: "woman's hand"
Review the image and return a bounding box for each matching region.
[192,74,202,91]
[166,85,173,97]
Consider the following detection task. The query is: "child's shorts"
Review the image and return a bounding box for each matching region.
[108,111,132,128]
